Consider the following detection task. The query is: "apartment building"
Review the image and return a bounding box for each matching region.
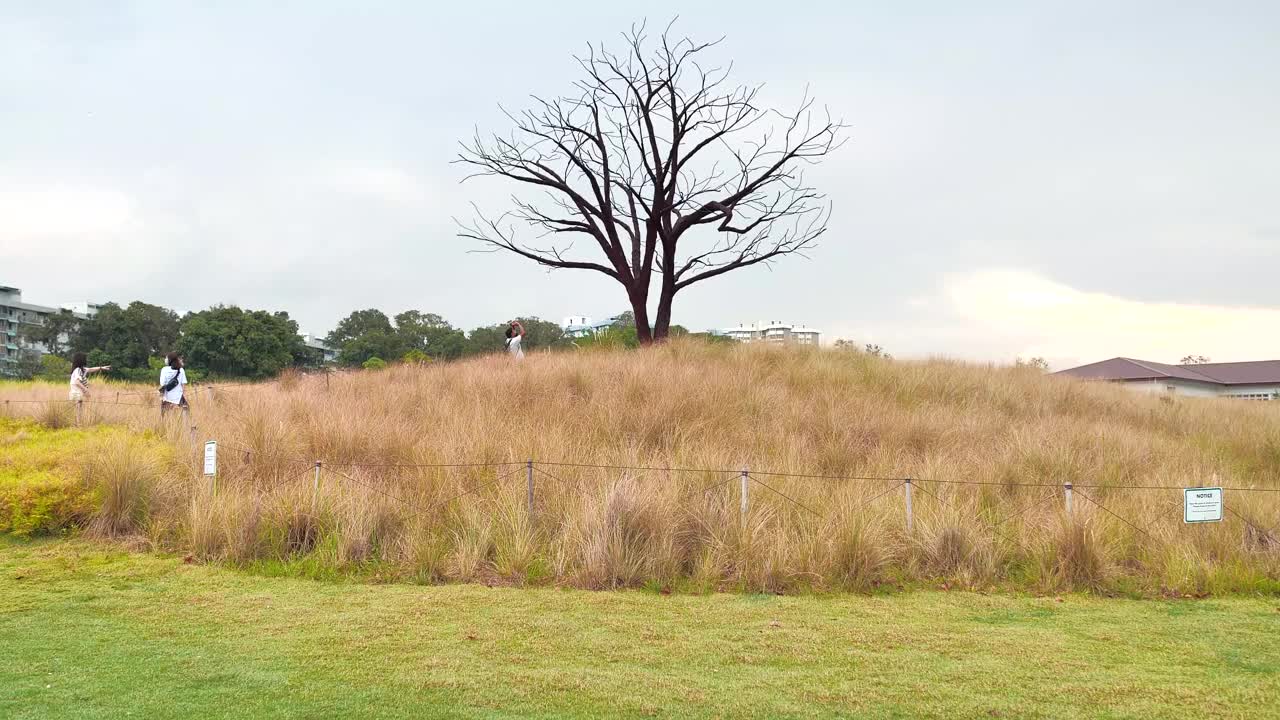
[0,285,98,375]
[722,321,821,346]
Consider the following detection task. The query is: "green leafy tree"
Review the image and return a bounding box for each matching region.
[394,311,467,360]
[609,311,635,330]
[178,306,305,379]
[23,309,81,357]
[338,330,406,366]
[466,316,569,355]
[71,301,180,372]
[362,356,387,370]
[326,309,394,348]
[518,317,569,350]
[37,354,72,382]
[12,349,43,380]
[464,324,509,355]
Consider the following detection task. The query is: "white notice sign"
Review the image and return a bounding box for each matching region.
[203,441,217,476]
[1184,487,1222,523]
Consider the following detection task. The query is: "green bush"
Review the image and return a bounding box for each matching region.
[402,349,432,365]
[362,357,387,370]
[37,355,72,382]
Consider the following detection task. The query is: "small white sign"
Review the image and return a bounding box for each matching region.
[203,441,217,476]
[1184,487,1222,523]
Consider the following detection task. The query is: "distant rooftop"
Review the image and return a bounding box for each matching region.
[1056,357,1280,386]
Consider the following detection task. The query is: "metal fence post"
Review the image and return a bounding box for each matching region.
[527,459,535,522]
[904,478,914,534]
[740,467,750,523]
[313,461,322,494]
[1064,482,1073,517]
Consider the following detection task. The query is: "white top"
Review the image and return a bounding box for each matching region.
[159,367,187,405]
[68,367,88,397]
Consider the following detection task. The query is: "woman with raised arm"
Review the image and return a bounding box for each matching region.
[68,352,110,402]
[505,320,525,360]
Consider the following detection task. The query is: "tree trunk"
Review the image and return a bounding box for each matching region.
[629,287,654,345]
[652,273,676,341]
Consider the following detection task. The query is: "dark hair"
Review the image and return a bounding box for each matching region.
[71,353,88,371]
[166,352,182,369]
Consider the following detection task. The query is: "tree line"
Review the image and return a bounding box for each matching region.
[14,301,682,382]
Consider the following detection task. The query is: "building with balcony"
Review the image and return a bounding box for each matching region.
[1,286,66,374]
[722,321,821,346]
[562,315,620,338]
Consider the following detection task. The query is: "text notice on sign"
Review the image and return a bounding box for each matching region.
[1183,487,1222,523]
[203,441,217,477]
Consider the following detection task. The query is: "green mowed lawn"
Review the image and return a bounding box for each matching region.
[1,540,1277,719]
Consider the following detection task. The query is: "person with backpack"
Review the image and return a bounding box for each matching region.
[68,352,111,402]
[159,352,188,414]
[504,320,525,360]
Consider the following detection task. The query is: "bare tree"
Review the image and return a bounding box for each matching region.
[457,23,845,343]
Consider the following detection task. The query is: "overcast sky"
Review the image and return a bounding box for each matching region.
[3,1,1277,368]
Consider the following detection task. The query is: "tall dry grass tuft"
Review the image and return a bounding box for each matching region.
[1043,520,1108,590]
[39,401,75,429]
[5,340,1280,594]
[79,436,169,538]
[568,476,681,589]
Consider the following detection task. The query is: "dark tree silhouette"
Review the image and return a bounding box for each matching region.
[457,23,845,343]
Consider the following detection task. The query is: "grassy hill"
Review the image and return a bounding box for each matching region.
[2,341,1278,594]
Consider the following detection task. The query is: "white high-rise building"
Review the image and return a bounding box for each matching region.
[722,321,821,346]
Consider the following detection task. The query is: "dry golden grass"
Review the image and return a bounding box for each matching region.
[3,341,1279,594]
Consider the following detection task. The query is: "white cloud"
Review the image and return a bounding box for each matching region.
[321,167,440,215]
[0,183,136,239]
[939,269,1280,366]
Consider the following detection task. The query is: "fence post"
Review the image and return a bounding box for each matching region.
[740,467,750,523]
[309,460,321,517]
[75,400,83,426]
[904,478,914,534]
[526,459,535,522]
[1064,482,1073,517]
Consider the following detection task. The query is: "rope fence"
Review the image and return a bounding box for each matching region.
[178,438,1280,556]
[4,389,1279,555]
